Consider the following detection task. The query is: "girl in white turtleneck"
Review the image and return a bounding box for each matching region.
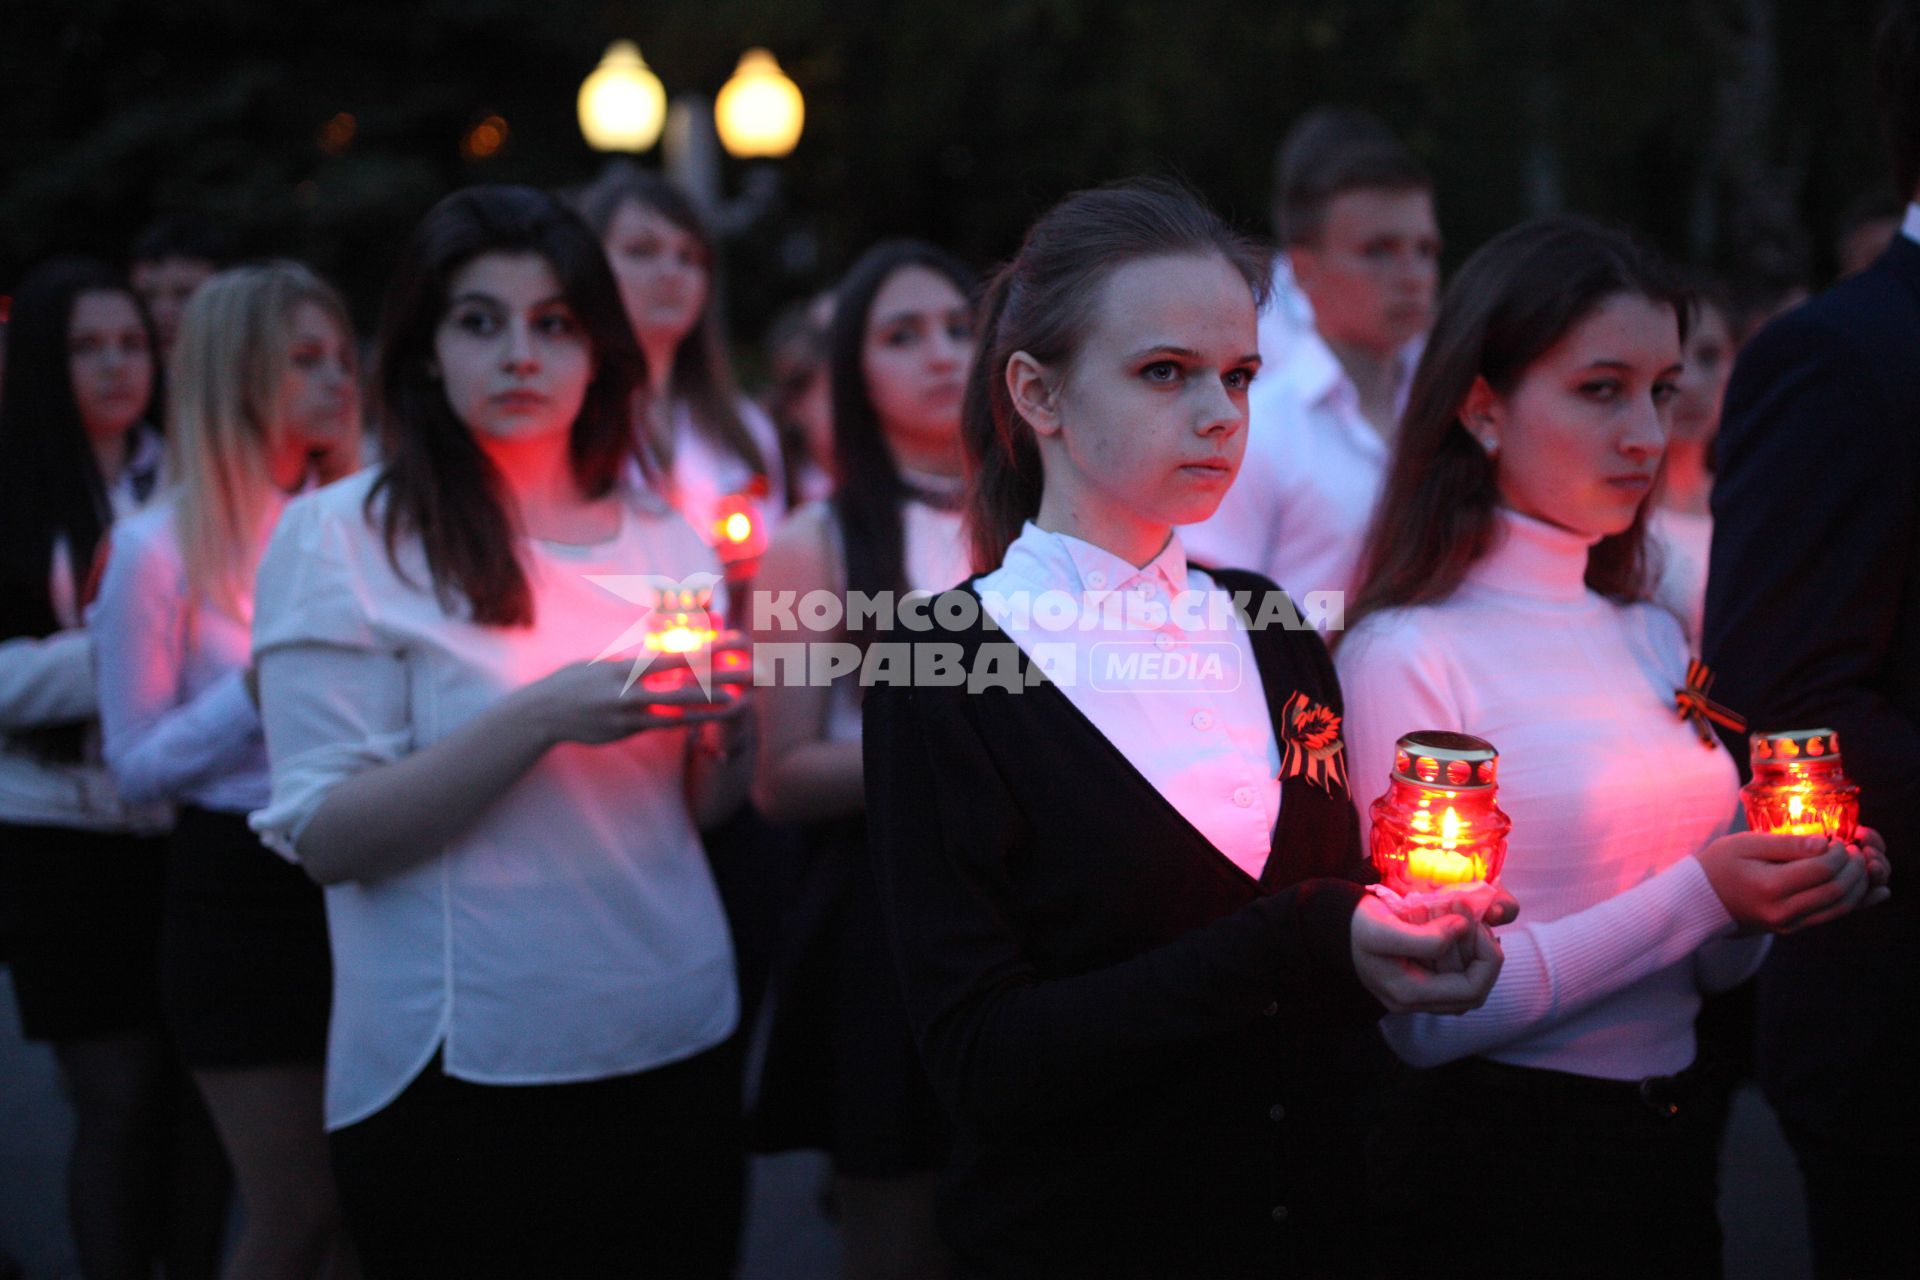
[1336,216,1888,1280]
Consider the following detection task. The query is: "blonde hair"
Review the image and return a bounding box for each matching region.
[167,261,355,618]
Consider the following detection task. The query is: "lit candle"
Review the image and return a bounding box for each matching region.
[638,586,719,698]
[1369,732,1512,896]
[1741,729,1860,841]
[710,491,768,577]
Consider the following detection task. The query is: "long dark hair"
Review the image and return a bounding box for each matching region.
[0,258,159,643]
[1348,215,1690,631]
[370,185,645,627]
[827,240,976,605]
[572,164,769,482]
[962,179,1270,572]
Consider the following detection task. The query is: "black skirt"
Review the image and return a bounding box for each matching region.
[750,815,949,1178]
[1,820,167,1043]
[159,805,331,1068]
[1367,1054,1724,1279]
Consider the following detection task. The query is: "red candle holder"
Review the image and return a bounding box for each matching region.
[638,585,720,698]
[1742,728,1859,841]
[1369,731,1512,895]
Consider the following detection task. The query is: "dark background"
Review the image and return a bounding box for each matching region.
[0,0,1891,356]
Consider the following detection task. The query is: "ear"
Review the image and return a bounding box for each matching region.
[1005,351,1063,438]
[1458,375,1504,457]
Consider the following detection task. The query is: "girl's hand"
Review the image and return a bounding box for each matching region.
[516,651,751,747]
[1852,825,1892,897]
[1696,832,1872,934]
[1350,894,1504,1015]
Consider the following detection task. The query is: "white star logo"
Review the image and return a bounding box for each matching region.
[584,571,724,696]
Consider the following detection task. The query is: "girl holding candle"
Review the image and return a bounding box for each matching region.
[752,239,976,1279]
[0,259,230,1279]
[1337,216,1888,1278]
[90,262,360,1279]
[862,180,1507,1280]
[247,186,752,1277]
[573,164,786,559]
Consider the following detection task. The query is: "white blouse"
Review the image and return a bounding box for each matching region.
[90,495,276,813]
[250,470,737,1129]
[975,523,1281,878]
[650,397,788,552]
[1337,509,1767,1081]
[0,426,170,832]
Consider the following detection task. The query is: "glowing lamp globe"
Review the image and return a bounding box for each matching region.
[1742,729,1860,841]
[579,41,668,153]
[1369,731,1512,895]
[714,49,805,159]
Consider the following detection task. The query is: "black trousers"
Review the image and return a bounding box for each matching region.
[330,1040,744,1279]
[1367,1056,1723,1280]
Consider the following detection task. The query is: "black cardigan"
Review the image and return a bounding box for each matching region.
[864,569,1384,1280]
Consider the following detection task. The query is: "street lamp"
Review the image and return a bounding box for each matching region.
[713,49,804,160]
[578,41,667,153]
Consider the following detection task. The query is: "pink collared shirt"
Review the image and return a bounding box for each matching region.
[975,523,1281,878]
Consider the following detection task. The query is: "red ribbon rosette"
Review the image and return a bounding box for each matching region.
[1280,690,1348,796]
[1675,658,1747,749]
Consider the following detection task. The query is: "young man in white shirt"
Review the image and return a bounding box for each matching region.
[1182,109,1438,623]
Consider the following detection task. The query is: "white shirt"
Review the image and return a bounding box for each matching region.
[822,497,973,746]
[975,523,1280,878]
[1180,323,1420,618]
[250,470,738,1129]
[650,397,788,552]
[90,495,275,813]
[1649,507,1713,644]
[0,426,170,832]
[1337,509,1767,1080]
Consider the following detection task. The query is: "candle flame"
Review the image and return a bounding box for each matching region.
[1440,806,1462,850]
[1788,794,1805,822]
[720,511,753,545]
[645,622,715,654]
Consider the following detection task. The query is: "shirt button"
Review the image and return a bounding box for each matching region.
[1155,632,1175,651]
[1233,785,1255,808]
[1085,570,1107,588]
[1192,709,1214,730]
[1270,1205,1289,1224]
[1269,1103,1286,1123]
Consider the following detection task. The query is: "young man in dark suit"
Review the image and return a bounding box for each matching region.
[1704,6,1920,1276]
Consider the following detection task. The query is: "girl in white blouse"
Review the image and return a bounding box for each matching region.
[1337,216,1887,1278]
[0,258,230,1280]
[91,262,361,1279]
[248,186,751,1278]
[751,239,977,1279]
[574,163,786,553]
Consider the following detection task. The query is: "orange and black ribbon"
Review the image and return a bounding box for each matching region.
[1280,691,1348,795]
[1675,658,1747,748]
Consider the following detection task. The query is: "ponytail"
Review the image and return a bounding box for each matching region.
[962,266,1046,572]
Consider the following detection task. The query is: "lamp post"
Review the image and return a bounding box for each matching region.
[577,40,667,153]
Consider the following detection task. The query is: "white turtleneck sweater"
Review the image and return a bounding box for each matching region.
[1336,509,1768,1081]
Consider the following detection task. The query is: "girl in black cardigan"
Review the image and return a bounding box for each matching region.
[862,181,1508,1280]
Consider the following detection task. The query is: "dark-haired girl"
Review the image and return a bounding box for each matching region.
[248,186,752,1277]
[1336,216,1887,1278]
[862,181,1505,1279]
[574,164,785,548]
[752,240,976,1279]
[0,259,229,1279]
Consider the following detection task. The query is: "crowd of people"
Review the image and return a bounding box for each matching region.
[1,6,1915,1279]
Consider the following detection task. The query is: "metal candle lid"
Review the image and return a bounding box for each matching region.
[1392,731,1500,789]
[1750,728,1843,765]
